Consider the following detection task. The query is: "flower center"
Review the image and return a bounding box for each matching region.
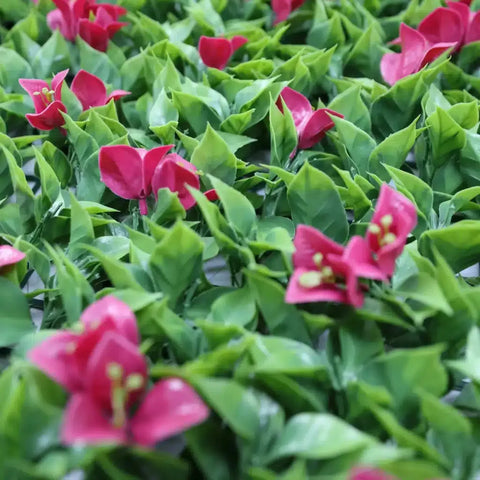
[106,362,145,429]
[298,252,336,289]
[368,214,397,247]
[33,87,55,107]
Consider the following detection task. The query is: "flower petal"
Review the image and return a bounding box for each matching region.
[418,7,464,46]
[131,378,209,447]
[85,331,147,410]
[51,69,69,102]
[0,245,25,269]
[142,145,174,196]
[80,295,139,345]
[285,268,348,304]
[198,36,233,70]
[25,101,67,130]
[99,145,143,200]
[78,19,109,52]
[151,155,200,210]
[71,69,107,110]
[18,78,50,113]
[292,224,344,270]
[61,394,127,446]
[28,331,82,392]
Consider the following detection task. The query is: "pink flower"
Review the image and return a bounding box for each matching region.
[445,0,480,45]
[285,227,386,307]
[380,23,455,85]
[99,144,173,215]
[204,189,219,201]
[70,70,130,111]
[350,467,396,480]
[47,0,127,52]
[272,0,306,24]
[277,87,343,150]
[47,0,90,41]
[28,296,140,393]
[0,245,26,274]
[417,6,465,48]
[78,5,128,52]
[151,153,200,210]
[62,377,209,447]
[367,184,417,278]
[19,70,68,130]
[328,236,386,307]
[198,35,248,70]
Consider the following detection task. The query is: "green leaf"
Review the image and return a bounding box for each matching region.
[193,378,261,439]
[245,271,310,343]
[191,124,237,185]
[269,97,297,167]
[287,162,348,243]
[269,413,375,460]
[419,220,480,272]
[333,115,376,176]
[149,221,204,306]
[208,175,256,237]
[0,278,33,346]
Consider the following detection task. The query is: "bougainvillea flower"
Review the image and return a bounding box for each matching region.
[417,6,464,48]
[99,144,173,215]
[198,35,248,70]
[328,236,387,307]
[47,0,90,41]
[272,0,306,24]
[19,70,68,130]
[78,6,128,52]
[80,295,139,345]
[28,296,140,393]
[367,184,417,277]
[350,467,396,480]
[151,153,200,210]
[285,225,348,304]
[0,245,26,274]
[277,87,343,149]
[380,23,455,85]
[62,377,209,447]
[204,189,219,201]
[446,0,480,45]
[70,70,130,110]
[46,0,127,52]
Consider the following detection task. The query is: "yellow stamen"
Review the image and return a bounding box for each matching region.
[380,214,393,228]
[298,271,323,288]
[125,374,144,391]
[312,252,323,267]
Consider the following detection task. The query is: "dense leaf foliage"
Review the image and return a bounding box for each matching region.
[1,0,480,479]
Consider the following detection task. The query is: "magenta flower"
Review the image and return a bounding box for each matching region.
[198,35,248,70]
[151,153,200,210]
[47,0,127,52]
[272,0,306,24]
[19,70,68,130]
[28,296,140,393]
[367,184,417,278]
[277,87,343,150]
[99,144,174,215]
[78,5,128,52]
[47,0,90,41]
[70,70,130,111]
[380,23,455,85]
[62,377,209,447]
[445,0,480,45]
[350,467,396,480]
[0,245,26,274]
[285,227,386,307]
[417,6,465,48]
[285,225,349,305]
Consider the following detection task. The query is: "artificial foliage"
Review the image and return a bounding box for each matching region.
[1,0,480,479]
